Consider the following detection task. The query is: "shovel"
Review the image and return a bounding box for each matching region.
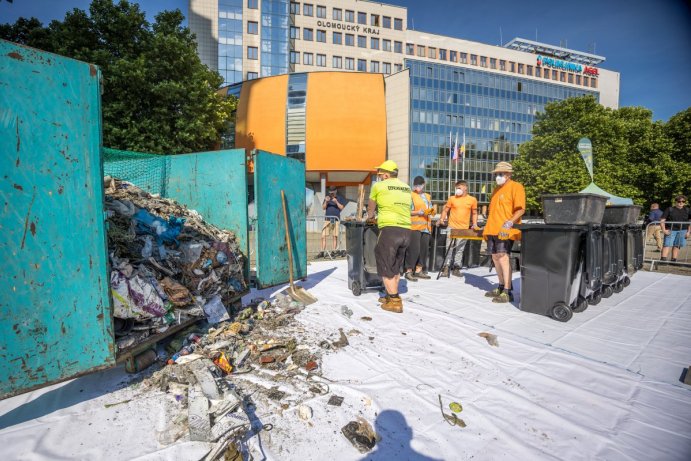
[281,190,318,305]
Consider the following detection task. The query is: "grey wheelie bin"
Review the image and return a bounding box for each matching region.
[344,222,382,296]
[601,225,626,297]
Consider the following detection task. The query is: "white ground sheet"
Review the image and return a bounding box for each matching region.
[1,260,690,460]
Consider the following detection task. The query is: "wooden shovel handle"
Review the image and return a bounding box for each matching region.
[281,190,295,288]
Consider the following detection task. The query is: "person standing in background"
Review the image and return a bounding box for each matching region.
[437,180,479,277]
[660,195,690,263]
[645,203,663,252]
[404,176,434,282]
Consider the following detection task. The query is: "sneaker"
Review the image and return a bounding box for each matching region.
[381,296,403,313]
[440,266,449,277]
[415,271,431,279]
[316,251,324,258]
[484,287,502,298]
[492,291,514,303]
[404,272,418,282]
[452,268,464,277]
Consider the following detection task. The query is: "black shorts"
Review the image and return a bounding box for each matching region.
[486,235,514,254]
[375,226,412,278]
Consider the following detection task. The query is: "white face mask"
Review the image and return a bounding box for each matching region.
[455,188,464,196]
[414,186,424,193]
[495,175,508,186]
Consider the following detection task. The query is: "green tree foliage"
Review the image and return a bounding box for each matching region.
[513,96,688,210]
[0,0,236,154]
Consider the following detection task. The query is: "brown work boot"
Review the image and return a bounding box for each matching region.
[404,272,418,282]
[485,287,502,298]
[378,295,388,303]
[415,271,431,279]
[440,266,449,277]
[452,268,464,277]
[381,296,403,313]
[492,291,514,303]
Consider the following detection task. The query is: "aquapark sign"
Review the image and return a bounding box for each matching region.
[537,55,599,76]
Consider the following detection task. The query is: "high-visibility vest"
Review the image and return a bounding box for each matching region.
[411,192,432,232]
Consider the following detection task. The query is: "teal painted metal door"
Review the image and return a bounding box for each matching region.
[254,151,306,288]
[167,149,249,272]
[0,41,114,399]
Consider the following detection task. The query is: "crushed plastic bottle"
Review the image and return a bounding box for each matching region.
[341,305,353,318]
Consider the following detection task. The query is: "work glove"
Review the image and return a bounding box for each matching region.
[498,221,513,240]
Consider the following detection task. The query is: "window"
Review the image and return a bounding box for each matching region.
[333,56,342,68]
[428,47,436,59]
[383,16,391,28]
[591,78,597,88]
[358,35,366,48]
[439,49,447,60]
[345,57,354,70]
[358,12,366,24]
[345,10,354,22]
[333,32,342,45]
[560,71,566,82]
[552,69,558,80]
[290,51,299,63]
[247,46,258,60]
[247,0,258,9]
[480,56,487,67]
[394,18,403,30]
[527,65,533,76]
[460,53,468,64]
[490,58,497,69]
[290,26,299,39]
[499,59,506,70]
[383,62,391,74]
[316,53,326,67]
[317,5,326,18]
[303,3,313,16]
[450,50,457,62]
[371,37,379,50]
[333,8,342,20]
[576,74,581,85]
[371,14,380,26]
[426,66,432,77]
[303,28,313,41]
[394,41,402,53]
[417,45,425,57]
[247,21,258,35]
[544,69,551,79]
[567,73,573,83]
[518,63,524,74]
[317,29,326,42]
[247,71,258,79]
[370,61,379,73]
[394,63,402,72]
[303,52,313,65]
[535,67,541,77]
[290,2,299,14]
[345,34,354,46]
[357,59,366,71]
[583,76,589,86]
[383,39,391,51]
[470,54,477,65]
[406,43,414,55]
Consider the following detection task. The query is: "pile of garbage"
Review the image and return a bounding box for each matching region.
[104,177,247,352]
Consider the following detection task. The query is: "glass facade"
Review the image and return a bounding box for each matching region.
[286,73,307,161]
[218,0,244,85]
[406,59,598,203]
[261,0,289,77]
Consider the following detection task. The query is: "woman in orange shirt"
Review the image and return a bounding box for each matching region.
[404,176,435,281]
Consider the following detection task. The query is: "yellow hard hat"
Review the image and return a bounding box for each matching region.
[375,160,398,172]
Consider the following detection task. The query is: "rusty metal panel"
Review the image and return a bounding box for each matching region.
[0,41,115,399]
[254,151,306,288]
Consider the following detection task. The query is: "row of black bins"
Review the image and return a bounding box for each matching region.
[519,224,644,322]
[343,222,482,296]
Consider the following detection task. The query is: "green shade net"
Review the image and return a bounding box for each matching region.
[579,182,633,205]
[103,148,170,196]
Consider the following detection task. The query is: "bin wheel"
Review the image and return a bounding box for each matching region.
[551,303,573,322]
[589,292,602,306]
[602,285,614,298]
[623,276,631,287]
[572,297,588,313]
[351,282,362,296]
[613,281,624,293]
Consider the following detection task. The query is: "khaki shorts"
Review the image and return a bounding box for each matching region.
[322,219,340,237]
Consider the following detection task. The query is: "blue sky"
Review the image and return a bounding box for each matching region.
[2,0,689,121]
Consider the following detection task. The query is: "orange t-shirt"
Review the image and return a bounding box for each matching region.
[483,180,526,240]
[444,195,478,230]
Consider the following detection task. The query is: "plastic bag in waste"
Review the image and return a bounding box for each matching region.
[203,295,230,324]
[111,270,167,319]
[133,209,185,245]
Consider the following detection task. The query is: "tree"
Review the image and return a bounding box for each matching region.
[513,96,686,210]
[0,0,235,154]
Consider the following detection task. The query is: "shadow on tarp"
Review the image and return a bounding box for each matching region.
[0,365,130,430]
[360,409,442,461]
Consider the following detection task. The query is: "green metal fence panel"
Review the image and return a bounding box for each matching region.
[0,41,114,399]
[254,151,306,288]
[167,150,249,270]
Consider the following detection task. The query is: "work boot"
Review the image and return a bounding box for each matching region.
[452,268,464,277]
[316,251,324,258]
[440,266,449,277]
[404,272,418,282]
[492,291,514,303]
[485,287,503,298]
[378,295,388,303]
[415,271,431,280]
[381,296,403,313]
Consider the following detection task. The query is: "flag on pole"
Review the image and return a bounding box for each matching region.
[452,133,459,162]
[481,184,486,193]
[460,133,466,158]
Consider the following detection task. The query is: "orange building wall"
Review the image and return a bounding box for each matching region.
[305,72,386,172]
[235,75,288,156]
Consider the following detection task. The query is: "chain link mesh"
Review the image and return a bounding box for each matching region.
[103,148,170,195]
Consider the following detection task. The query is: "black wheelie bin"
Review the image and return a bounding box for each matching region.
[344,222,382,296]
[601,205,642,293]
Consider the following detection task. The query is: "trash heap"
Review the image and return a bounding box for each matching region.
[104,177,247,352]
[141,294,372,458]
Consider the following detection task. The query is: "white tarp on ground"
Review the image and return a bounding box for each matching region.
[1,260,690,460]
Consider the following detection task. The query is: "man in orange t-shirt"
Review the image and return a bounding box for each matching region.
[482,162,525,303]
[438,180,479,277]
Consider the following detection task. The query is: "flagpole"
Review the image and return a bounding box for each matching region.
[461,133,466,181]
[454,133,458,184]
[447,131,452,197]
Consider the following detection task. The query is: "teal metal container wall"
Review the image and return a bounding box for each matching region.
[254,151,306,288]
[167,150,249,270]
[0,41,114,399]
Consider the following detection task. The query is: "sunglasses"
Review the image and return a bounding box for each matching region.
[677,200,686,203]
[494,173,506,178]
